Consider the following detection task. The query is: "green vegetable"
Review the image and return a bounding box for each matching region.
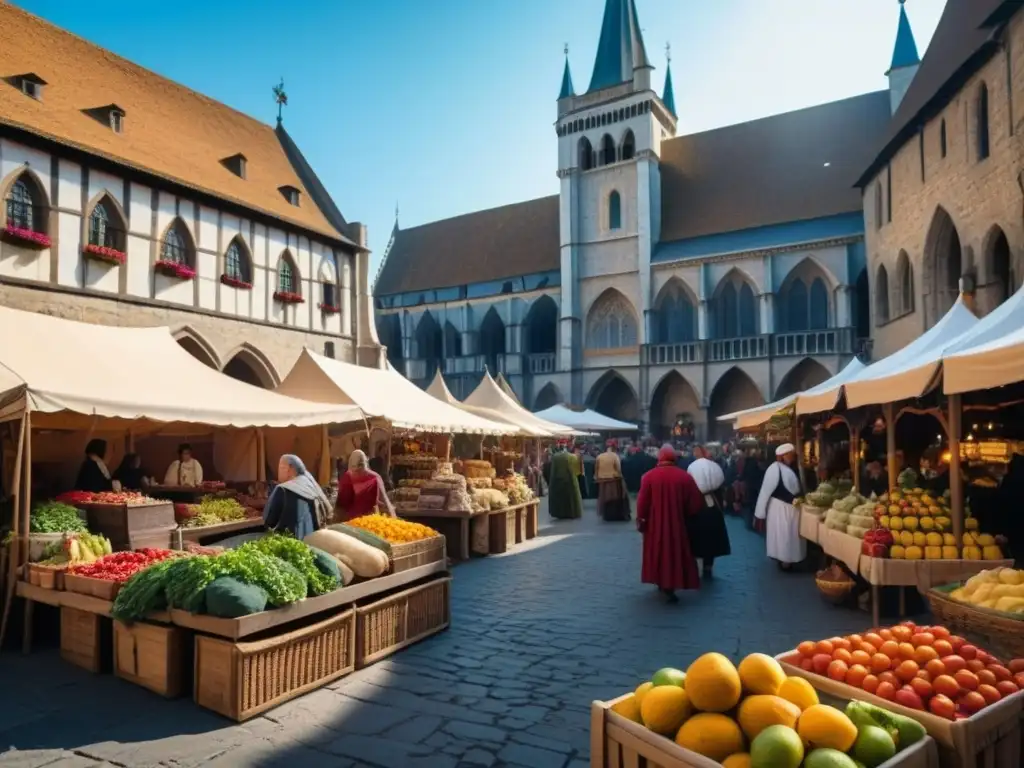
[111,559,176,621]
[241,533,339,596]
[204,577,269,618]
[310,546,341,583]
[180,496,247,528]
[845,701,926,748]
[29,502,87,533]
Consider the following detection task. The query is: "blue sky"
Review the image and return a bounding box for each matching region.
[17,0,945,274]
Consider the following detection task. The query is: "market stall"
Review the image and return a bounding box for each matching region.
[532,403,637,433]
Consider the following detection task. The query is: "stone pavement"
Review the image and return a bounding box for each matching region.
[0,500,880,768]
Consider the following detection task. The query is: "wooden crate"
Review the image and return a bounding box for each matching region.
[64,573,121,601]
[194,608,355,721]
[390,535,445,573]
[513,505,526,543]
[114,620,188,698]
[60,605,110,672]
[524,501,539,539]
[355,576,450,668]
[82,501,175,550]
[488,508,518,554]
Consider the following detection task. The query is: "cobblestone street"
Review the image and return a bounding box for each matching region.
[0,502,880,768]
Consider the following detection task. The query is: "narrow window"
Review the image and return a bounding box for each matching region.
[109,110,124,133]
[161,227,187,264]
[608,191,622,230]
[323,341,335,359]
[977,83,991,161]
[874,182,883,230]
[279,258,295,292]
[8,178,36,231]
[886,166,892,223]
[322,282,337,307]
[940,119,947,158]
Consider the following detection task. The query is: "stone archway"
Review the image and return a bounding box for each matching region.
[708,367,764,441]
[775,358,831,400]
[533,382,563,411]
[983,225,1012,313]
[221,344,279,389]
[648,371,701,440]
[923,207,962,328]
[524,295,558,355]
[586,371,639,423]
[172,326,219,370]
[479,308,506,374]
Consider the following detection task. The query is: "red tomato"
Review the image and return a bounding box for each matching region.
[928,693,956,720]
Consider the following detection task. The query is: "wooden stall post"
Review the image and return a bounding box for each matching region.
[883,403,896,492]
[948,394,964,558]
[256,429,266,482]
[0,414,28,650]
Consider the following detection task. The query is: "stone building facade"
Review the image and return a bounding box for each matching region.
[374,0,922,439]
[0,1,381,387]
[861,0,1023,358]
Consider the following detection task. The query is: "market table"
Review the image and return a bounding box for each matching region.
[173,518,265,546]
[398,501,537,560]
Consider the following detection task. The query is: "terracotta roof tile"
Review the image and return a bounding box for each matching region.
[374,196,560,296]
[0,0,346,243]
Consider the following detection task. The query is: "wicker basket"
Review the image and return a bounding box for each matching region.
[927,583,1024,660]
[816,577,855,605]
[390,535,445,574]
[355,576,451,668]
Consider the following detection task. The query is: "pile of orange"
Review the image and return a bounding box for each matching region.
[793,621,1024,720]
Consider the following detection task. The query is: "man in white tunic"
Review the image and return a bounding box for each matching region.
[754,444,805,570]
[163,443,204,487]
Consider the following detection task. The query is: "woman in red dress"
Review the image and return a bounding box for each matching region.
[335,450,395,521]
[636,444,704,603]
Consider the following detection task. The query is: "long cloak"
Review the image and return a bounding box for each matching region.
[548,452,583,519]
[636,463,703,590]
[754,461,805,564]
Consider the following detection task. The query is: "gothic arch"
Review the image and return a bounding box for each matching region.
[585,288,639,349]
[376,313,404,369]
[533,382,563,411]
[0,166,50,234]
[276,249,300,294]
[649,371,701,439]
[415,311,442,380]
[620,128,636,161]
[172,325,220,370]
[775,357,831,400]
[875,263,890,325]
[982,225,1013,310]
[585,370,639,422]
[524,294,558,354]
[922,206,962,328]
[777,257,834,331]
[158,216,197,268]
[444,320,463,358]
[578,137,594,171]
[221,342,280,388]
[83,190,128,250]
[895,250,914,316]
[479,307,506,373]
[653,277,698,344]
[853,268,870,341]
[711,269,759,339]
[708,366,764,441]
[223,235,254,284]
[599,133,616,165]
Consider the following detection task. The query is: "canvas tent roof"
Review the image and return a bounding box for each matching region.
[464,373,577,437]
[797,297,978,415]
[0,306,364,428]
[275,349,514,434]
[425,371,552,437]
[942,284,1024,395]
[533,404,637,433]
[720,357,867,429]
[842,296,978,408]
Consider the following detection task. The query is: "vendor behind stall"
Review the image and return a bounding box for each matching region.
[75,438,113,493]
[336,449,395,521]
[264,454,331,539]
[113,452,149,492]
[163,443,203,487]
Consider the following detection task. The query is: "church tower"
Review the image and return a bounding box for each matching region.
[554,0,677,402]
[887,0,920,114]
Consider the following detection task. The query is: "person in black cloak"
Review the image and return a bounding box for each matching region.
[75,439,114,493]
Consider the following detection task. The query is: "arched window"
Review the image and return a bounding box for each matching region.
[874,182,883,230]
[977,83,990,161]
[718,283,738,338]
[738,283,757,336]
[223,238,253,285]
[896,250,914,315]
[621,130,635,161]
[87,196,124,251]
[655,281,696,344]
[159,219,194,266]
[600,134,615,165]
[712,272,759,339]
[786,279,808,331]
[939,119,947,158]
[875,264,890,325]
[578,137,593,171]
[809,278,829,329]
[7,177,42,232]
[608,191,621,230]
[586,291,638,349]
[278,252,298,293]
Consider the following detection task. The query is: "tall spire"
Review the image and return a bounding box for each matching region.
[662,43,676,117]
[558,44,575,100]
[588,0,652,93]
[888,0,920,73]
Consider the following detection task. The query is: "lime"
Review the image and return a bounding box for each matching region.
[651,667,687,687]
[852,725,896,768]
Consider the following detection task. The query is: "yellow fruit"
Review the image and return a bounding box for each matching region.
[777,676,819,711]
[879,515,890,528]
[920,516,935,531]
[737,695,801,739]
[943,533,956,546]
[890,545,906,559]
[925,532,943,546]
[640,685,692,735]
[913,531,927,547]
[722,754,752,768]
[796,704,858,752]
[675,713,745,762]
[900,531,914,547]
[889,517,903,531]
[738,653,787,695]
[963,533,979,547]
[935,516,951,531]
[686,653,743,712]
[965,517,980,531]
[611,694,643,723]
[983,545,1004,561]
[888,504,901,516]
[964,546,982,560]
[903,517,919,531]
[635,681,654,707]
[925,546,942,560]
[891,492,902,502]
[942,546,959,559]
[977,534,996,547]
[905,545,923,561]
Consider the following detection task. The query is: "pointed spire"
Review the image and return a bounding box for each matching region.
[588,0,652,93]
[889,0,920,73]
[662,43,676,117]
[558,44,575,100]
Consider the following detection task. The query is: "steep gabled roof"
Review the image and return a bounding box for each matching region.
[587,0,651,92]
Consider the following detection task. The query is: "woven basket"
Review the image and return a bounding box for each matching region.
[816,577,855,605]
[927,582,1024,660]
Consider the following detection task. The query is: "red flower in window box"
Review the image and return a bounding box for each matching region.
[220,274,253,290]
[82,243,126,265]
[274,290,305,304]
[154,259,196,280]
[1,225,51,249]
[318,302,340,314]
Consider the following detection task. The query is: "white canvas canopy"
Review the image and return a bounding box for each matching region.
[942,284,1024,395]
[842,296,978,408]
[465,372,577,436]
[426,371,550,437]
[275,349,514,434]
[798,297,978,415]
[0,306,364,428]
[533,404,637,432]
[720,357,867,429]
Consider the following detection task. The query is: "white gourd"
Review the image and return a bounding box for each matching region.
[304,529,389,578]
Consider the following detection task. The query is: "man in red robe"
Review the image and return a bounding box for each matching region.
[636,444,703,603]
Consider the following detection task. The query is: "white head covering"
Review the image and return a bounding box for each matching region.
[776,443,796,457]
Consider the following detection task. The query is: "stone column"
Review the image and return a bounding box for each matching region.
[835,286,852,328]
[698,300,709,339]
[759,293,774,335]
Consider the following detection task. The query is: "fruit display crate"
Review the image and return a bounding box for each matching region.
[63,573,120,601]
[80,501,176,550]
[590,694,937,768]
[776,651,1023,768]
[114,620,189,699]
[354,574,451,668]
[389,535,445,574]
[926,583,1024,661]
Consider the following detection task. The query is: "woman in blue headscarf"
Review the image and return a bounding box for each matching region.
[263,454,333,539]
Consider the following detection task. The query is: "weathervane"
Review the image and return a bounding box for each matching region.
[564,42,569,56]
[665,42,671,64]
[272,78,288,123]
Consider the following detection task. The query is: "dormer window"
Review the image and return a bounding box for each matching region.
[10,73,46,100]
[279,185,301,206]
[83,104,126,133]
[222,153,247,179]
[110,110,124,133]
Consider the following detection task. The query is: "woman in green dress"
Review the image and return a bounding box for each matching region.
[548,449,583,519]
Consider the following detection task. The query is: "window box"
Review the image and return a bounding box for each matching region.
[1,224,50,249]
[274,290,305,305]
[318,302,340,314]
[154,259,196,280]
[82,243,126,265]
[220,274,252,290]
